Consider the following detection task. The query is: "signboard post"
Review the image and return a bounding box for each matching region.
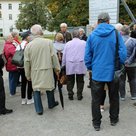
[89,0,119,25]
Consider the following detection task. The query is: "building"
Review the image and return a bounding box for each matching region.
[0,0,21,36]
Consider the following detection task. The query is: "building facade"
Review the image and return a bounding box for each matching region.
[0,0,21,36]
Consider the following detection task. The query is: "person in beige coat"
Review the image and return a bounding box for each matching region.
[24,24,60,115]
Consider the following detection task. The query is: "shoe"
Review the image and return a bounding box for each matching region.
[78,96,83,101]
[0,109,13,115]
[27,98,34,105]
[87,85,91,88]
[49,101,59,109]
[131,97,136,100]
[69,96,74,100]
[111,119,119,126]
[93,125,100,131]
[21,99,27,105]
[120,97,125,101]
[37,112,43,115]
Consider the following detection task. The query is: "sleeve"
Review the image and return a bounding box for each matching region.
[62,45,67,67]
[50,41,60,72]
[84,35,93,70]
[118,33,127,64]
[24,46,31,80]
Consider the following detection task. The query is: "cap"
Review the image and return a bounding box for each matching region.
[98,12,111,21]
[21,31,31,40]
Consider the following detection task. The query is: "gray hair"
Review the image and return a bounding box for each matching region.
[31,24,43,36]
[115,23,123,31]
[79,28,85,33]
[11,31,19,38]
[121,25,130,35]
[72,30,79,38]
[60,23,67,28]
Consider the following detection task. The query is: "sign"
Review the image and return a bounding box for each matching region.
[89,0,119,25]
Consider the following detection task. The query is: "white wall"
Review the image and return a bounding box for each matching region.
[0,0,20,36]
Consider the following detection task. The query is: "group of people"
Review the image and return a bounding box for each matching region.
[0,12,136,131]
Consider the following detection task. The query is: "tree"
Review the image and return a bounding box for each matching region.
[16,0,52,31]
[46,0,89,31]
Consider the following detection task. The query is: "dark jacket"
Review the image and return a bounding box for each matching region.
[131,30,136,39]
[0,54,4,76]
[79,34,88,41]
[60,31,72,43]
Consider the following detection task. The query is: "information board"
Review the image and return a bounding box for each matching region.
[89,0,119,25]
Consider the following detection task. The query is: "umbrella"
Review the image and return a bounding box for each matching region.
[58,88,64,109]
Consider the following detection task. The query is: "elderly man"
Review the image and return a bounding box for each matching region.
[84,12,127,131]
[62,30,86,100]
[24,24,60,115]
[60,23,72,43]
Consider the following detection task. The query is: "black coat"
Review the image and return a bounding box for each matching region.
[0,54,4,76]
[80,34,88,41]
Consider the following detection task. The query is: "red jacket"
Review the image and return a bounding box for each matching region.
[3,41,17,72]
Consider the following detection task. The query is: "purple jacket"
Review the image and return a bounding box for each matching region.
[62,38,86,75]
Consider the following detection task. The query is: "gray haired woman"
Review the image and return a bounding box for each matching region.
[119,25,136,100]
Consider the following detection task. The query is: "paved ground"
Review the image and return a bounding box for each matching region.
[0,41,136,136]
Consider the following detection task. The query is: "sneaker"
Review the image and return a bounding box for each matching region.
[93,124,100,131]
[27,99,34,105]
[0,109,13,115]
[49,101,59,109]
[120,97,125,101]
[131,97,136,100]
[78,96,83,101]
[21,99,27,105]
[69,96,74,100]
[111,119,119,126]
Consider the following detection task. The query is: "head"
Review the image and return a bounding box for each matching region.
[133,24,136,30]
[115,23,123,32]
[121,25,130,36]
[30,24,43,36]
[11,32,19,40]
[72,30,79,38]
[97,12,110,24]
[55,33,64,42]
[5,34,14,43]
[21,31,31,42]
[79,28,85,36]
[60,23,67,33]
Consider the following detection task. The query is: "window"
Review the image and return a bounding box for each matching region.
[0,28,3,32]
[9,14,12,20]
[8,4,12,10]
[0,11,2,19]
[19,4,22,10]
[0,4,2,9]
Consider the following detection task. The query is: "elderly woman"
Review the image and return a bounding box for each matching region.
[119,26,136,100]
[62,30,86,100]
[79,28,88,41]
[53,33,65,91]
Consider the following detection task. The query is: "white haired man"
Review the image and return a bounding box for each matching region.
[60,23,72,43]
[24,24,60,115]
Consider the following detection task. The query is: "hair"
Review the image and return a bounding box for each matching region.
[60,23,67,28]
[11,32,19,38]
[55,33,64,42]
[31,24,43,36]
[79,28,85,33]
[121,25,130,35]
[72,30,79,38]
[98,19,109,24]
[115,23,123,31]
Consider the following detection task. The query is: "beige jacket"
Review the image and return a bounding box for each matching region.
[24,36,60,92]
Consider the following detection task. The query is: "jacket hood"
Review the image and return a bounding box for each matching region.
[93,23,115,37]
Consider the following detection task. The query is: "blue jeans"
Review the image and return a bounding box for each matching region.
[9,71,18,95]
[33,91,56,113]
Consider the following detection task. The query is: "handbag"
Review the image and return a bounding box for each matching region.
[114,30,125,83]
[60,66,67,85]
[11,45,24,67]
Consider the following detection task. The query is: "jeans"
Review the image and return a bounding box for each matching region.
[9,71,18,95]
[91,80,119,126]
[0,74,6,112]
[19,69,33,99]
[119,67,136,98]
[33,91,56,113]
[67,74,84,98]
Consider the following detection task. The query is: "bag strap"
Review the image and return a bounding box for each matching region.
[115,30,120,71]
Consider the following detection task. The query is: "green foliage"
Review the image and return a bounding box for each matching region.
[16,0,52,30]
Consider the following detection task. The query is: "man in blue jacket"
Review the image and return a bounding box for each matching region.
[84,12,127,131]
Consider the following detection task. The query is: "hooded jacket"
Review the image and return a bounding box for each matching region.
[84,23,127,82]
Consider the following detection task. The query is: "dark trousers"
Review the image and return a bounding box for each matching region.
[9,71,18,95]
[67,74,84,98]
[19,69,33,99]
[119,67,136,98]
[101,90,106,105]
[33,91,57,113]
[91,80,119,126]
[0,74,6,112]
